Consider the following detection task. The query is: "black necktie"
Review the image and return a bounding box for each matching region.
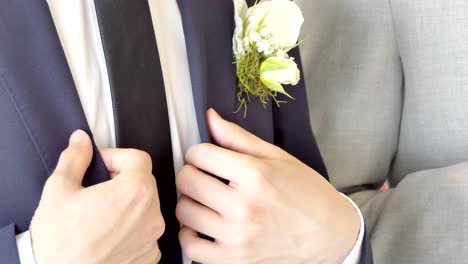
[93,0,182,263]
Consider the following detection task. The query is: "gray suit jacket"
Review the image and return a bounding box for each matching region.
[299,0,468,263]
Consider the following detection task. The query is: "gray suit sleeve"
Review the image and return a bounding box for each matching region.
[300,0,468,263]
[350,163,468,263]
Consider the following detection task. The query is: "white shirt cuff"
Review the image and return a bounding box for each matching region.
[340,193,365,264]
[16,230,36,264]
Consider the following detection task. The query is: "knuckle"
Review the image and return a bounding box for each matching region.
[178,228,194,252]
[175,165,195,190]
[175,196,190,222]
[145,173,158,187]
[247,164,271,191]
[128,149,153,167]
[130,178,156,205]
[242,156,257,168]
[230,227,257,248]
[243,156,262,173]
[139,181,155,202]
[180,239,196,260]
[236,200,267,223]
[186,143,211,161]
[143,247,162,264]
[151,217,166,239]
[185,145,197,161]
[155,249,162,263]
[182,246,195,260]
[141,215,164,243]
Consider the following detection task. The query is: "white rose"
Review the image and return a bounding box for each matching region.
[246,0,304,50]
[233,0,249,58]
[259,57,300,96]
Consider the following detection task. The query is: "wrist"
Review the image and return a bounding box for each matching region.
[324,193,362,263]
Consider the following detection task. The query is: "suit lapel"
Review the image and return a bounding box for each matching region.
[0,0,108,186]
[273,47,329,179]
[177,0,328,178]
[176,0,275,144]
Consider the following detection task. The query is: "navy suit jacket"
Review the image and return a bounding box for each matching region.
[0,0,372,263]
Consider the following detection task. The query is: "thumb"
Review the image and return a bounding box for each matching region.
[53,130,93,188]
[206,108,285,159]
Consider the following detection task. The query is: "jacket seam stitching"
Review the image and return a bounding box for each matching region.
[0,74,52,176]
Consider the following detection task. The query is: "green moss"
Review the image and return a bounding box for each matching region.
[235,49,285,117]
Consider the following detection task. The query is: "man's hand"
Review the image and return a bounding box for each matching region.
[30,130,164,264]
[176,109,360,264]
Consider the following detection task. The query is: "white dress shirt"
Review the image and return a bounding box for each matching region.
[16,1,364,263]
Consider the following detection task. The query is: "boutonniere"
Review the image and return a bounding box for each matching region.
[233,0,304,116]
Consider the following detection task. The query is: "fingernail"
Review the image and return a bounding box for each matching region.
[69,130,87,145]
